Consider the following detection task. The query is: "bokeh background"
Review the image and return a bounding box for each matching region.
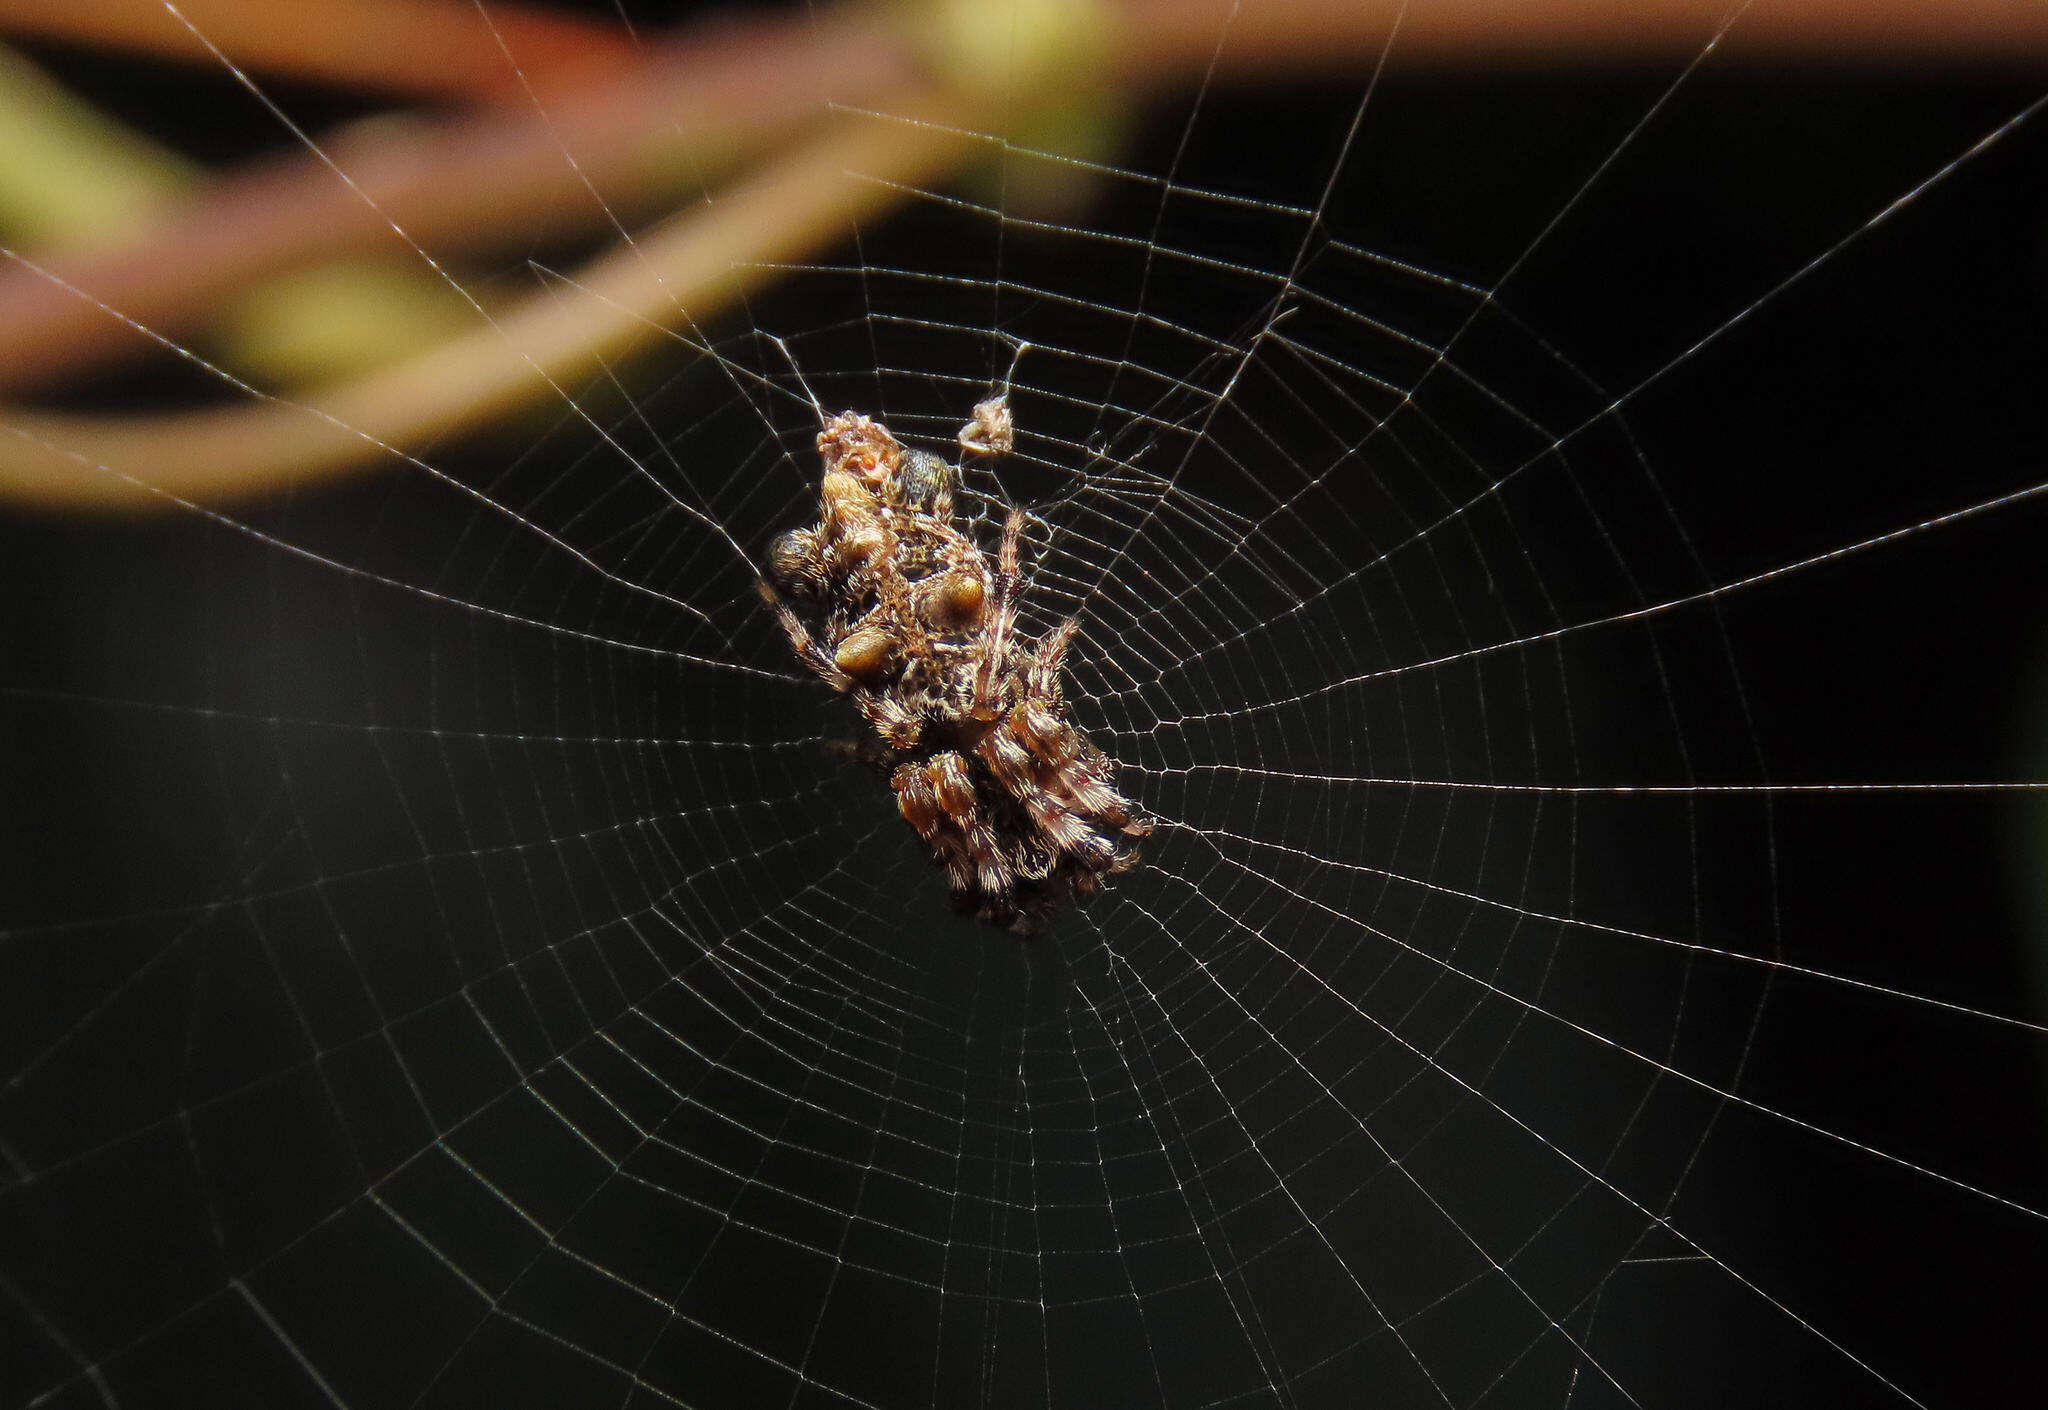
[3,2,2046,1407]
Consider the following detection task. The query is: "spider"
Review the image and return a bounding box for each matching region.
[759,399,1150,931]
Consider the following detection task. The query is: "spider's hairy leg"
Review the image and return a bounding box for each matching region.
[1063,762,1144,835]
[1026,617,1079,709]
[897,754,1016,920]
[893,761,945,844]
[985,729,1115,868]
[758,580,851,689]
[1008,695,1145,839]
[928,754,1015,920]
[857,690,922,748]
[970,507,1028,721]
[1012,700,1080,775]
[960,813,1018,922]
[894,760,977,899]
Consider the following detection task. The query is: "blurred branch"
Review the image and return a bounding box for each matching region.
[0,6,914,394]
[1116,0,2048,79]
[0,41,474,386]
[0,0,635,102]
[0,43,197,247]
[0,0,2043,513]
[0,99,976,510]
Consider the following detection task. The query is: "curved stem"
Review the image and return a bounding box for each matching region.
[0,101,973,511]
[0,7,914,394]
[0,0,634,102]
[1115,0,2048,84]
[1,0,2044,512]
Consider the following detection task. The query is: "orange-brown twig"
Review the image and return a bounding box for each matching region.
[1112,0,2048,83]
[0,98,977,511]
[3,0,2048,513]
[0,5,915,393]
[0,0,634,102]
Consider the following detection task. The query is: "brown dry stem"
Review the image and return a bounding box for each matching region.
[0,0,2043,512]
[0,102,974,509]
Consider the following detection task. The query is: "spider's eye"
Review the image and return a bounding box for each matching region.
[894,449,956,511]
[834,627,898,681]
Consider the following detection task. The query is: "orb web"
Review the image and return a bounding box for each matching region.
[2,7,2046,1409]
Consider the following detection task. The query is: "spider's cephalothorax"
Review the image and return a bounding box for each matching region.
[759,401,1150,931]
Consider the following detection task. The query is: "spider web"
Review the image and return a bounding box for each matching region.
[3,4,2046,1408]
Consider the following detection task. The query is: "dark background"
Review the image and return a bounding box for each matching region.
[3,6,2046,1407]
